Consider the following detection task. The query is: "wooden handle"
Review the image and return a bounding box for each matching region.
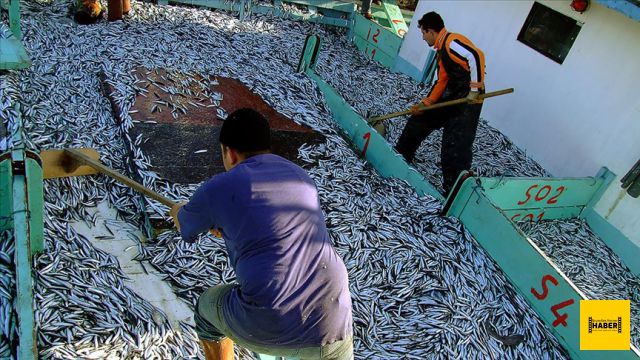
[64,149,177,208]
[367,88,514,123]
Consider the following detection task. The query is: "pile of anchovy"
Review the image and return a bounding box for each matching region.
[521,219,640,347]
[0,0,634,359]
[0,229,17,360]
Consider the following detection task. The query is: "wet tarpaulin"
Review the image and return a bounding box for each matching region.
[101,67,325,184]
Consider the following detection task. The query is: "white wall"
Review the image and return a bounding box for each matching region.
[404,0,640,245]
[397,10,432,73]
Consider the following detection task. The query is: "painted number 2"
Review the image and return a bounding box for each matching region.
[517,185,566,206]
[372,29,380,43]
[531,274,575,327]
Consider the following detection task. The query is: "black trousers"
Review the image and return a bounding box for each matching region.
[395,102,482,194]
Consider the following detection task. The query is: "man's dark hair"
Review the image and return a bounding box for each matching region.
[418,12,444,32]
[219,108,271,153]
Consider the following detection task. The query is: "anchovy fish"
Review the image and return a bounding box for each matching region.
[0,1,610,359]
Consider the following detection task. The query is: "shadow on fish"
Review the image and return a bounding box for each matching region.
[484,320,525,347]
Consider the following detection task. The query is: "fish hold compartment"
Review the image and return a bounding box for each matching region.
[101,67,325,184]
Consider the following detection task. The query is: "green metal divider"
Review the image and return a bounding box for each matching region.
[298,36,640,358]
[298,35,443,201]
[1,105,42,359]
[0,156,11,226]
[446,176,639,359]
[24,155,44,253]
[0,0,31,70]
[10,151,39,360]
[478,168,613,221]
[476,167,640,276]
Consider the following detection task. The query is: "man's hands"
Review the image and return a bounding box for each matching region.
[466,91,483,104]
[170,201,223,238]
[410,103,425,115]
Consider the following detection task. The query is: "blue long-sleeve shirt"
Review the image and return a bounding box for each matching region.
[178,154,352,348]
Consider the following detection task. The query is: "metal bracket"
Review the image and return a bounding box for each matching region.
[441,170,475,214]
[621,158,640,198]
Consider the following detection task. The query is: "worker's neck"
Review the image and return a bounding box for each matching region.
[228,150,270,170]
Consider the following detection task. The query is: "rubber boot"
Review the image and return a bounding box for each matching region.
[107,0,123,21]
[200,338,234,360]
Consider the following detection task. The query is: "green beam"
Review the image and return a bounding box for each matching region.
[0,156,16,357]
[298,35,440,200]
[0,155,13,230]
[11,149,38,360]
[9,0,21,39]
[25,155,44,253]
[297,35,321,72]
[2,106,39,358]
[309,70,442,201]
[302,73,442,200]
[0,0,31,70]
[446,178,639,359]
[0,38,31,70]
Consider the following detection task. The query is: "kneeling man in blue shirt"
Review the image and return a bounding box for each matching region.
[170,108,354,360]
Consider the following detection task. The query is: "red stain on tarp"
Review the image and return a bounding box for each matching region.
[127,67,312,132]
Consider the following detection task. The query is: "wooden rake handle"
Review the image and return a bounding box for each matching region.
[64,149,177,208]
[367,88,514,124]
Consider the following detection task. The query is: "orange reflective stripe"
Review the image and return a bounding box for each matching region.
[425,58,449,104]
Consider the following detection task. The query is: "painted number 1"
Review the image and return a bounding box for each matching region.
[511,212,545,222]
[362,132,371,156]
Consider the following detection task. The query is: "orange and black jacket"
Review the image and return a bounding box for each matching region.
[422,28,485,106]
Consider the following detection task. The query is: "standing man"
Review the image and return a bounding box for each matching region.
[170,108,354,360]
[395,11,485,196]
